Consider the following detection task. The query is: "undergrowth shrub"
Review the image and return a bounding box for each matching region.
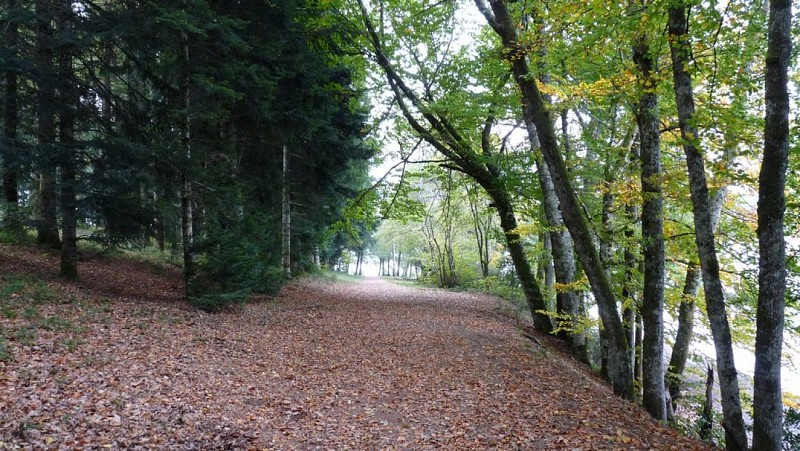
[785,406,800,451]
[464,275,524,302]
[0,336,10,362]
[188,213,285,312]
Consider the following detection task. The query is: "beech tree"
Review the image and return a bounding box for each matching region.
[355,0,554,333]
[632,26,666,419]
[667,3,747,447]
[753,0,791,448]
[475,0,634,400]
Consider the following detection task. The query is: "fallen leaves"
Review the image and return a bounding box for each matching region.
[0,244,711,449]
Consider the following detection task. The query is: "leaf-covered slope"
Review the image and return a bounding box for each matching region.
[0,245,709,449]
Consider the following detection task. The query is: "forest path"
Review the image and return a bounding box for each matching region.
[0,246,708,449]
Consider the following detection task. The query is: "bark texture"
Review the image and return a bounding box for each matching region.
[668,186,727,406]
[3,0,20,208]
[752,0,791,449]
[668,6,746,449]
[667,262,700,403]
[622,201,638,373]
[526,113,588,363]
[35,0,61,248]
[180,25,194,288]
[492,184,551,331]
[282,144,291,277]
[57,0,77,280]
[632,38,666,420]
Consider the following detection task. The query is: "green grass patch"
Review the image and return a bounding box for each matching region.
[464,276,525,301]
[0,276,65,330]
[315,269,363,284]
[1,307,16,320]
[23,306,40,320]
[156,312,183,324]
[189,290,250,312]
[0,276,30,300]
[30,282,59,303]
[461,276,530,320]
[0,226,35,245]
[0,336,11,362]
[14,326,38,346]
[120,245,183,268]
[384,277,424,288]
[58,337,86,352]
[39,315,77,332]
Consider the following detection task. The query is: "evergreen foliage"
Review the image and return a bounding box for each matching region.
[0,0,375,307]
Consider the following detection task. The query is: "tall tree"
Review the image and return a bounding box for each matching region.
[2,0,21,223]
[282,143,291,276]
[667,3,746,448]
[465,181,493,279]
[752,0,791,448]
[668,161,729,408]
[35,0,60,248]
[525,112,588,363]
[356,0,554,333]
[475,0,633,400]
[57,0,78,279]
[632,32,666,420]
[179,2,194,288]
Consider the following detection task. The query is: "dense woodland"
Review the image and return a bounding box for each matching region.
[0,0,797,449]
[0,0,378,302]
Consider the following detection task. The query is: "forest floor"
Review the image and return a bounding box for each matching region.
[0,243,711,450]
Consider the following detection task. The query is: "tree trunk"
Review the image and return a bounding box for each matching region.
[488,185,552,331]
[357,0,551,333]
[3,0,20,214]
[59,159,77,279]
[633,37,666,420]
[476,0,631,399]
[700,365,714,441]
[180,27,194,289]
[539,231,555,305]
[153,191,166,251]
[180,175,193,284]
[635,312,643,402]
[668,185,727,407]
[35,0,60,248]
[281,143,292,277]
[668,6,746,449]
[537,157,588,363]
[622,202,639,373]
[442,175,458,287]
[57,0,77,280]
[313,245,321,269]
[667,262,701,405]
[753,1,791,449]
[467,184,491,278]
[525,108,587,362]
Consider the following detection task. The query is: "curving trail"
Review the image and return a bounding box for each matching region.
[0,246,709,449]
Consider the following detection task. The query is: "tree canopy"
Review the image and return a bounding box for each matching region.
[1,0,797,448]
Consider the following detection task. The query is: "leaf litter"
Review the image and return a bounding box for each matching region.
[0,244,710,449]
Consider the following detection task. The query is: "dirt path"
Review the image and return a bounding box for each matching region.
[0,248,708,449]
